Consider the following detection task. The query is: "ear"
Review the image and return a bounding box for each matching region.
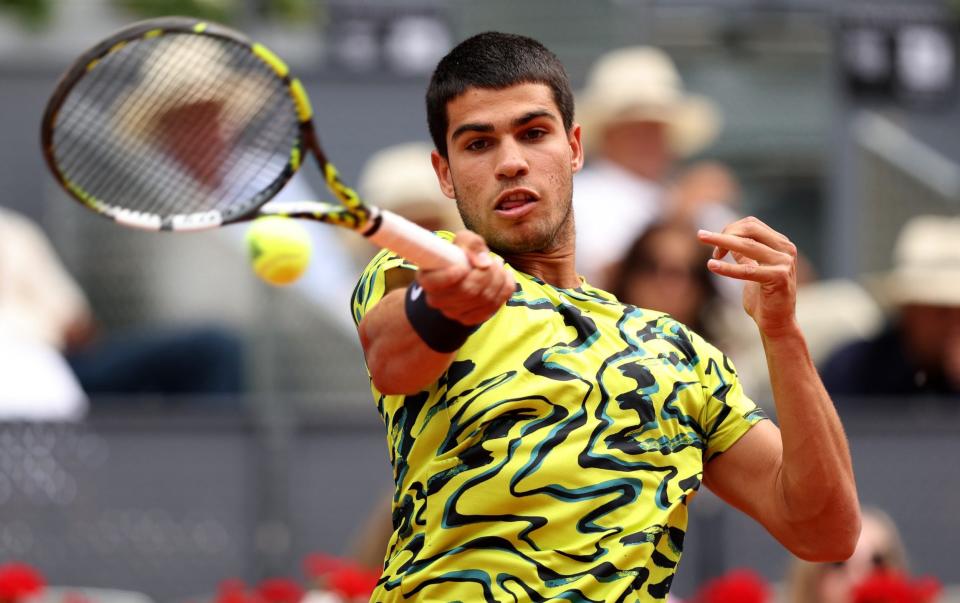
[431,150,456,199]
[568,123,584,173]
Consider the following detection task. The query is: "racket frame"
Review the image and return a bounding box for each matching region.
[40,16,467,268]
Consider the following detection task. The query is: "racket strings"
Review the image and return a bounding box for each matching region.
[192,54,295,205]
[123,37,240,209]
[137,36,294,215]
[55,36,227,215]
[51,32,299,223]
[55,36,217,211]
[56,48,150,200]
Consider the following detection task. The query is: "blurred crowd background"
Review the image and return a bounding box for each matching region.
[1,0,959,602]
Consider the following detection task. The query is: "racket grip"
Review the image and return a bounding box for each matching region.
[366,209,468,270]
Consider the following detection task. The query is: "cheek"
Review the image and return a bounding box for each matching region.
[547,152,573,186]
[450,156,490,194]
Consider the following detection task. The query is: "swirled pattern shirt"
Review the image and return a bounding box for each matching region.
[351,241,765,603]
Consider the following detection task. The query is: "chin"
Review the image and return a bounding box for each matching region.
[490,230,558,255]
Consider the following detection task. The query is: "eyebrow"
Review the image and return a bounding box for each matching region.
[450,110,559,141]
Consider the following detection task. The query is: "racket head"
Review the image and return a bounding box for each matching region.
[40,17,329,231]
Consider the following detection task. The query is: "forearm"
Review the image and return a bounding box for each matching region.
[763,322,860,554]
[698,218,859,560]
[358,288,456,395]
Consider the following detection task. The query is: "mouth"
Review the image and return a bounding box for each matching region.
[494,189,539,218]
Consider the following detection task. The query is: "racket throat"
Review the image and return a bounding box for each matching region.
[361,210,384,237]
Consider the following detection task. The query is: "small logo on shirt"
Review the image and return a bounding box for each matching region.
[410,284,423,301]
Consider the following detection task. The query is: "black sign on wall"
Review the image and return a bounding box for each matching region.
[325,2,452,77]
[838,9,957,107]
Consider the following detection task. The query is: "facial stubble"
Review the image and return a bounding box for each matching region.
[452,181,575,256]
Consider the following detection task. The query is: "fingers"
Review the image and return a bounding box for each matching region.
[417,262,469,290]
[698,230,785,265]
[699,216,797,261]
[414,230,515,325]
[456,229,494,268]
[697,216,798,288]
[415,230,496,290]
[698,216,797,260]
[706,258,792,285]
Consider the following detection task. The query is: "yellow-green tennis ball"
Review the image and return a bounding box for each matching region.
[246,216,312,286]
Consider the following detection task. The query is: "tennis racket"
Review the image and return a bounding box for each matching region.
[40,16,466,270]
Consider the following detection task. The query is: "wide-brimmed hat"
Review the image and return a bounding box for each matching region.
[358,142,462,232]
[577,46,721,158]
[881,214,960,307]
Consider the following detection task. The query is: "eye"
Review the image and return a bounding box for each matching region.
[523,128,548,141]
[465,138,490,152]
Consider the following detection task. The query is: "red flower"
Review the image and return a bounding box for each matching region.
[328,566,380,600]
[303,552,380,600]
[304,553,347,579]
[0,563,45,602]
[213,579,257,603]
[851,570,942,603]
[693,569,770,603]
[256,578,304,603]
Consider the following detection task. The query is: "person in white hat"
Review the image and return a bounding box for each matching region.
[820,214,960,399]
[573,46,736,287]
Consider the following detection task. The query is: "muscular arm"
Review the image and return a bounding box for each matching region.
[358,231,515,395]
[698,218,860,561]
[358,286,457,395]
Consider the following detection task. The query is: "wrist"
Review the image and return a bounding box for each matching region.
[759,318,803,342]
[404,284,481,353]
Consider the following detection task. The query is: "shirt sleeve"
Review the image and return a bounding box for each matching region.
[688,327,767,461]
[349,230,455,327]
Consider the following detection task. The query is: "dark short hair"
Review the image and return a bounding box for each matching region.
[426,31,575,157]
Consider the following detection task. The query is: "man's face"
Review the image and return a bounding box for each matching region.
[901,304,960,389]
[431,83,583,255]
[600,119,671,181]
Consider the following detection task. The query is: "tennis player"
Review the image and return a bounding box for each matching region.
[353,32,859,602]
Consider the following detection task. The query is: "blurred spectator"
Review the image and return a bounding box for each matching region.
[0,206,244,412]
[573,45,736,287]
[786,507,908,603]
[607,220,725,344]
[820,215,960,400]
[0,207,88,419]
[666,160,742,232]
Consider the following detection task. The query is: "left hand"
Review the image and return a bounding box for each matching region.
[697,216,799,337]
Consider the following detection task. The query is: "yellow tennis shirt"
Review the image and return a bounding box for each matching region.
[351,243,765,603]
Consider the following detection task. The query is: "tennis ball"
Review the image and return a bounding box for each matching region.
[245,216,312,286]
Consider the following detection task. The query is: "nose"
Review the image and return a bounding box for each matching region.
[495,138,529,180]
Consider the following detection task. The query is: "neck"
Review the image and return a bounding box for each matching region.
[501,221,580,288]
[503,248,581,289]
